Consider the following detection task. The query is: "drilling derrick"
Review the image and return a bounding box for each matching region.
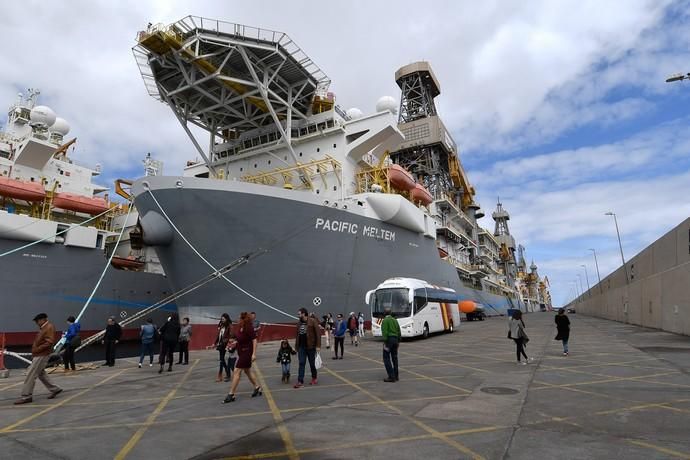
[492,199,517,282]
[389,62,478,215]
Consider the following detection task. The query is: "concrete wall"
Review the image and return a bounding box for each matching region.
[568,217,690,336]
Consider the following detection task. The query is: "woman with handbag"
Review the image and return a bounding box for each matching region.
[214,313,233,382]
[508,311,532,365]
[63,316,80,372]
[223,312,261,403]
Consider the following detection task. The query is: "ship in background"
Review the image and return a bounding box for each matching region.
[0,89,173,346]
[129,16,552,345]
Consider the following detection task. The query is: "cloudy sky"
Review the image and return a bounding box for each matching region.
[3,0,690,306]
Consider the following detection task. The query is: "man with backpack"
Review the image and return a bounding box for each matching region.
[347,312,359,346]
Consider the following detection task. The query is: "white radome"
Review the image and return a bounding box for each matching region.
[346,107,363,119]
[376,96,397,114]
[30,105,57,126]
[51,117,70,135]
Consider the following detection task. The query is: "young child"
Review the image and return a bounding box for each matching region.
[276,339,296,383]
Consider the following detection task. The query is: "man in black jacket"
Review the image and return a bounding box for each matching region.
[159,313,181,373]
[102,317,122,367]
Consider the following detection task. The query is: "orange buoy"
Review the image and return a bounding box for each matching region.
[411,183,432,205]
[0,177,46,201]
[459,300,477,314]
[53,193,109,214]
[387,164,415,191]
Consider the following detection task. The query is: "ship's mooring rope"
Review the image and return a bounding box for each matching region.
[145,187,298,320]
[54,204,134,351]
[0,206,116,258]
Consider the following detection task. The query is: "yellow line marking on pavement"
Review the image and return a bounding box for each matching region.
[400,350,491,374]
[0,381,24,392]
[225,425,504,459]
[114,360,198,460]
[628,440,690,459]
[323,366,486,459]
[531,371,680,391]
[348,350,472,393]
[0,368,128,433]
[253,365,299,460]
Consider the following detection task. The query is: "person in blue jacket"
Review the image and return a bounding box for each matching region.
[63,316,80,372]
[332,313,347,360]
[139,318,156,368]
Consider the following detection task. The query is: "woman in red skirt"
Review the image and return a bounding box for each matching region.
[223,312,262,403]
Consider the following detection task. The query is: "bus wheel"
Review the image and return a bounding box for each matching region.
[448,322,454,333]
[423,323,429,339]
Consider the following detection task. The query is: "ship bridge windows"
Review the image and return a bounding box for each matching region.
[195,172,210,178]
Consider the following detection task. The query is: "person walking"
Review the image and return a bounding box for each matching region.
[223,312,261,403]
[332,313,346,360]
[14,313,62,404]
[347,312,359,346]
[555,308,571,356]
[251,311,261,337]
[102,317,122,367]
[62,315,80,372]
[381,307,401,382]
[139,318,156,368]
[214,313,233,382]
[321,313,331,350]
[509,311,532,365]
[294,307,321,388]
[276,339,296,383]
[178,317,192,365]
[358,312,365,338]
[158,313,180,373]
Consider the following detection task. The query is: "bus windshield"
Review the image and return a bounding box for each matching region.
[370,288,411,318]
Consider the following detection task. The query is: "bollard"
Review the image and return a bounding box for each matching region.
[0,333,9,378]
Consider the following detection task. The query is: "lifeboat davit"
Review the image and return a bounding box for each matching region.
[411,183,433,205]
[53,193,109,214]
[0,177,46,201]
[111,256,145,270]
[387,164,415,191]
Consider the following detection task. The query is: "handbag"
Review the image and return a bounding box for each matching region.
[315,352,323,370]
[69,335,82,348]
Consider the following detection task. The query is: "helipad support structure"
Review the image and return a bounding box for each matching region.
[133,16,332,179]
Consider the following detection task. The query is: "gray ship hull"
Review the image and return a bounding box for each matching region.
[0,239,174,345]
[132,177,518,343]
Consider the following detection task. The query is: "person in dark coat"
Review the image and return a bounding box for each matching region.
[102,317,122,367]
[63,315,81,372]
[223,312,261,403]
[158,313,181,373]
[555,308,571,356]
[214,313,233,382]
[294,307,321,388]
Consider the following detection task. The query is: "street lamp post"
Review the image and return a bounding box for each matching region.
[605,212,629,284]
[589,248,602,293]
[580,264,591,296]
[577,273,584,299]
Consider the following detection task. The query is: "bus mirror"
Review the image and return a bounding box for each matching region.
[409,289,415,305]
[365,290,373,305]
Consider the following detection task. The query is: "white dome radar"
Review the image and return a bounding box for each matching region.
[346,107,363,119]
[376,96,397,115]
[30,105,57,126]
[51,117,70,135]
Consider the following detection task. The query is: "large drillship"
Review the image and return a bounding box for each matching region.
[130,16,551,344]
[0,90,173,346]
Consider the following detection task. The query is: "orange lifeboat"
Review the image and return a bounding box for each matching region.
[111,256,145,270]
[459,300,477,314]
[0,177,46,201]
[53,193,109,214]
[411,183,433,205]
[387,164,415,191]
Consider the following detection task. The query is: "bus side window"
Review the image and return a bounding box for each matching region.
[414,288,428,313]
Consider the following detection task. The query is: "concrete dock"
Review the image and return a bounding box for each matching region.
[1,313,689,460]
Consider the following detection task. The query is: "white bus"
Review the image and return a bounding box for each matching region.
[367,278,460,338]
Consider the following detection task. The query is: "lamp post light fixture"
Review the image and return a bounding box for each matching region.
[589,248,603,293]
[580,264,591,296]
[666,72,690,83]
[605,212,629,284]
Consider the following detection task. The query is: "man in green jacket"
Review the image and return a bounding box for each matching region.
[381,307,401,382]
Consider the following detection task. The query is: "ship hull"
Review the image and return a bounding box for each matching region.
[132,177,519,347]
[0,239,174,346]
